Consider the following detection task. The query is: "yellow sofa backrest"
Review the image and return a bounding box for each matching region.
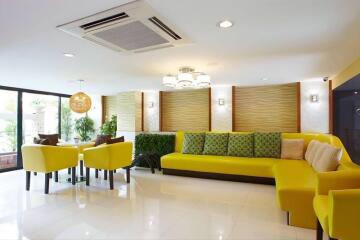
[174,131,357,170]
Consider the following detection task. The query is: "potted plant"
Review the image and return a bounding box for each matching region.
[75,115,95,142]
[100,115,117,137]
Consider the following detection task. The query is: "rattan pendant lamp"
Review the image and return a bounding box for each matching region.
[70,80,92,113]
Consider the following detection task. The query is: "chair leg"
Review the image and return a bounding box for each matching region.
[34,172,37,176]
[114,169,116,173]
[68,168,71,174]
[104,170,108,180]
[109,170,114,190]
[71,167,76,185]
[55,171,59,182]
[126,167,130,183]
[317,220,323,240]
[80,160,84,176]
[86,168,90,186]
[26,171,31,191]
[49,172,53,179]
[95,169,99,178]
[45,173,50,194]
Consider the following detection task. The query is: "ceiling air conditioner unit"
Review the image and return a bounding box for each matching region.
[57,0,191,53]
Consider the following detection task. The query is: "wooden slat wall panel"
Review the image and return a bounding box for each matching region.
[104,95,117,120]
[162,89,209,131]
[234,83,299,132]
[116,92,142,132]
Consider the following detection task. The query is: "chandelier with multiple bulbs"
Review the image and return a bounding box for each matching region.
[162,67,211,89]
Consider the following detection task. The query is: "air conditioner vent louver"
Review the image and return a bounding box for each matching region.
[57,0,191,54]
[148,16,182,40]
[80,12,129,30]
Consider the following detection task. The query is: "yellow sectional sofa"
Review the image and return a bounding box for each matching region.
[161,131,360,229]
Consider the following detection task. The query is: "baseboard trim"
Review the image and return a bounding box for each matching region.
[162,168,275,185]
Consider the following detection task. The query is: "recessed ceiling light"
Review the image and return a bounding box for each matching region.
[218,20,233,28]
[63,53,75,58]
[261,77,268,81]
[355,91,358,95]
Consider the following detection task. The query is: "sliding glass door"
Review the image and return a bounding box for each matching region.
[0,85,71,172]
[22,93,59,144]
[0,90,18,170]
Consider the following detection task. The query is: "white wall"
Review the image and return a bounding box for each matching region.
[87,94,102,130]
[211,86,232,131]
[109,83,331,135]
[143,91,160,132]
[300,81,329,133]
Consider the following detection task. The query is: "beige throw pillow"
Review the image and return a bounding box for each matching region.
[281,139,304,160]
[312,143,341,172]
[305,140,319,165]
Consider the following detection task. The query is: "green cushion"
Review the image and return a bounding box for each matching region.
[227,133,254,157]
[203,133,229,156]
[254,132,281,158]
[182,132,205,155]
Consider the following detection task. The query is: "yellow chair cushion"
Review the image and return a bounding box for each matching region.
[22,145,78,173]
[83,142,132,170]
[161,153,277,178]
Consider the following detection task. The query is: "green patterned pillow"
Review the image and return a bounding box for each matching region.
[203,133,229,156]
[254,132,281,158]
[228,133,254,157]
[182,132,205,155]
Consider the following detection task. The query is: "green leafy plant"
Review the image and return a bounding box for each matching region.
[100,115,117,137]
[75,115,95,142]
[135,134,175,167]
[4,120,17,152]
[61,102,73,141]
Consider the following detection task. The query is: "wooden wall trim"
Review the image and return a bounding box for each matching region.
[296,82,301,132]
[329,80,333,134]
[159,91,163,131]
[101,96,106,124]
[232,86,235,131]
[141,92,144,132]
[209,88,212,131]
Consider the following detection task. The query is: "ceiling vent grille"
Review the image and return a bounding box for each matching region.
[80,12,129,30]
[57,0,191,54]
[148,16,182,40]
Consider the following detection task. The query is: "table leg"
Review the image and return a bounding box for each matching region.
[80,160,84,176]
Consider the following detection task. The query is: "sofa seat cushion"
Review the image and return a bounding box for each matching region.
[161,153,278,178]
[313,195,329,234]
[274,160,316,209]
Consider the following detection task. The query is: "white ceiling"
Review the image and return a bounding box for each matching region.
[1,0,360,95]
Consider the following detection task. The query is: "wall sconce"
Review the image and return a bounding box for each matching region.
[218,98,225,106]
[148,101,154,108]
[310,94,319,103]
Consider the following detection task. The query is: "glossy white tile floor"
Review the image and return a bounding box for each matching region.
[0,168,318,240]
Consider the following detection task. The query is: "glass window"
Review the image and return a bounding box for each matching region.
[0,90,18,170]
[60,97,74,141]
[22,93,59,144]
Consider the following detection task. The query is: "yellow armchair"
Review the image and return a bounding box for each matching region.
[21,144,78,194]
[313,171,360,240]
[83,142,133,190]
